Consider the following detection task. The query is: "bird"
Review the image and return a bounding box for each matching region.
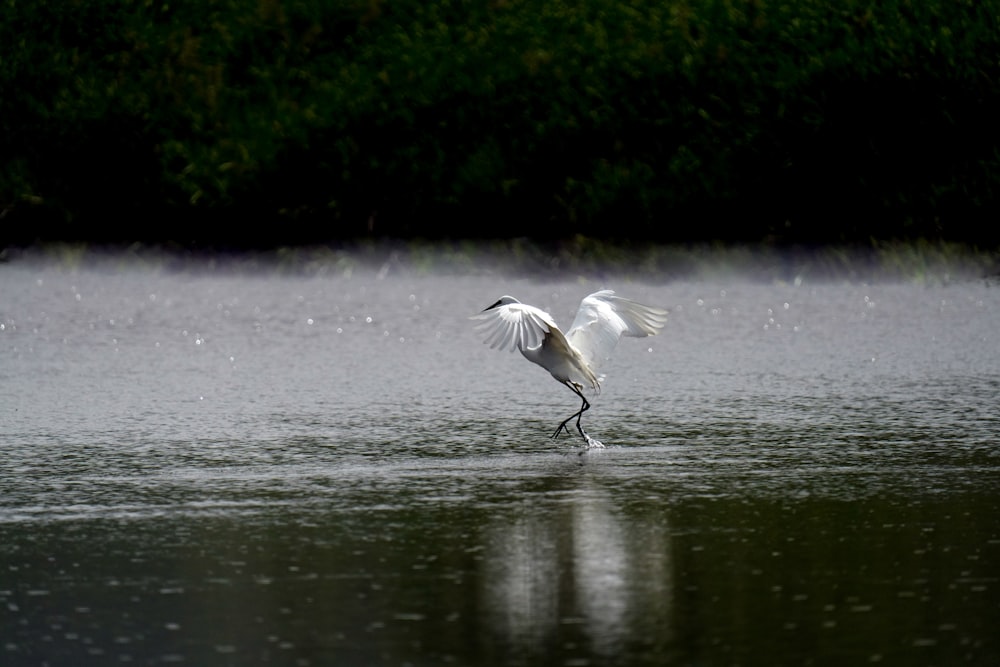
[470,290,668,447]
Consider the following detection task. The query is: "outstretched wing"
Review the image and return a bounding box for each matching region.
[565,290,668,372]
[469,302,558,352]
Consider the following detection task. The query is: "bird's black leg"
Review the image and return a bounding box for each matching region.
[575,410,588,440]
[551,383,590,440]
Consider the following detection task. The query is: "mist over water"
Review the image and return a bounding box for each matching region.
[2,246,998,665]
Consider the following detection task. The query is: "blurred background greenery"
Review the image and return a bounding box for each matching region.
[2,0,998,248]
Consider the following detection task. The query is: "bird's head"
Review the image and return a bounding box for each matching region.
[482,295,520,311]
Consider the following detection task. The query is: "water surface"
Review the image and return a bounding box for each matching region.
[2,252,998,665]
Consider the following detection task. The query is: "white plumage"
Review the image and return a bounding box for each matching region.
[471,290,668,447]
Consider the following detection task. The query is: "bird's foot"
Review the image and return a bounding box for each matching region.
[577,428,604,448]
[552,420,573,439]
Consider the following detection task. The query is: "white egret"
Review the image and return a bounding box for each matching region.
[471,290,668,447]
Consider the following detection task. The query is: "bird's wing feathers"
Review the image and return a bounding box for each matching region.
[470,302,557,352]
[565,290,668,372]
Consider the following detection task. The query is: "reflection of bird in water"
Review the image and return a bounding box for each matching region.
[471,290,668,447]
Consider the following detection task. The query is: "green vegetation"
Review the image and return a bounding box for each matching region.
[2,0,999,246]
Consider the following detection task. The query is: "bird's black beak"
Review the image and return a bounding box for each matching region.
[482,299,503,312]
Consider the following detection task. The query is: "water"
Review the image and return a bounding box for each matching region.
[2,250,999,666]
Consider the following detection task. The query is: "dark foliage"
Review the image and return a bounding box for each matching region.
[2,0,999,247]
